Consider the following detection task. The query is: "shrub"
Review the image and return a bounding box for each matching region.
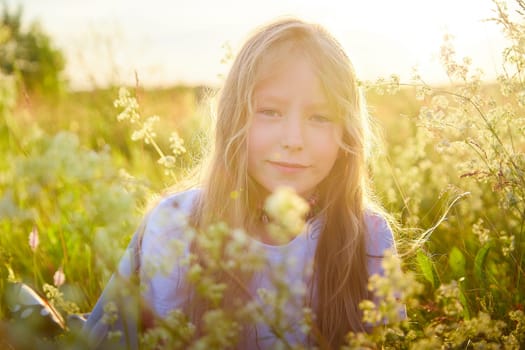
[0,4,66,97]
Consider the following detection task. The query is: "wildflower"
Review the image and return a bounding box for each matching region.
[361,251,421,326]
[131,115,159,144]
[431,95,449,109]
[220,41,234,65]
[114,87,140,123]
[102,301,118,325]
[499,232,515,257]
[158,155,176,169]
[264,187,309,242]
[472,218,491,245]
[436,281,464,317]
[53,267,65,287]
[28,226,39,252]
[169,131,186,156]
[385,74,400,95]
[418,106,434,120]
[435,139,451,154]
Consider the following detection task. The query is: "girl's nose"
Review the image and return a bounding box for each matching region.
[281,115,305,151]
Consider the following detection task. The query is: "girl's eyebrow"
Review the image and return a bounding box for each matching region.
[306,102,330,110]
[255,94,329,110]
[254,94,286,105]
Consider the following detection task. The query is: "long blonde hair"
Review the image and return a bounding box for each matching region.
[190,18,378,348]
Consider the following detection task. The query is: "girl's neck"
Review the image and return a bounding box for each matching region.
[249,222,279,245]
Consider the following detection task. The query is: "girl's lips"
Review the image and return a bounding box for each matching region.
[268,160,310,173]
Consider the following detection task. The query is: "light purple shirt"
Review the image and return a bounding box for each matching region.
[139,189,398,348]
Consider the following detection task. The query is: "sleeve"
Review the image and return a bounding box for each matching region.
[139,195,193,317]
[365,212,407,322]
[82,222,144,350]
[82,190,196,349]
[365,213,397,277]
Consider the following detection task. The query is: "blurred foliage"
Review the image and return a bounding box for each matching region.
[0,3,66,97]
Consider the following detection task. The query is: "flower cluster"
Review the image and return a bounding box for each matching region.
[113,87,187,175]
[114,87,140,123]
[264,186,309,244]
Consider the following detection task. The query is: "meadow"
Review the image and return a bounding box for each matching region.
[1,2,525,349]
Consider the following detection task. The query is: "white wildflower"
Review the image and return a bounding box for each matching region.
[169,131,186,156]
[472,218,491,245]
[131,129,145,141]
[114,88,140,123]
[158,155,176,169]
[500,232,515,257]
[264,187,309,241]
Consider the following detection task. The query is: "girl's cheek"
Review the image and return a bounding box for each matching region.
[314,124,341,140]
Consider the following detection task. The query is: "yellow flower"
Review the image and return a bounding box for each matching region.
[264,187,309,243]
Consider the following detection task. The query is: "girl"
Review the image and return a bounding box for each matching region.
[84,18,400,349]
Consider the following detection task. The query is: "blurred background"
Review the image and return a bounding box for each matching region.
[5,0,507,89]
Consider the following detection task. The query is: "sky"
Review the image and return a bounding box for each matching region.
[6,0,509,90]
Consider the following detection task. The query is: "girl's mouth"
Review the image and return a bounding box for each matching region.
[268,160,310,173]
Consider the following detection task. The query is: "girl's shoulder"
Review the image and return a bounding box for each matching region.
[148,189,200,222]
[364,210,396,257]
[142,188,201,241]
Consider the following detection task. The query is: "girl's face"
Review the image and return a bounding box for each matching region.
[247,55,343,198]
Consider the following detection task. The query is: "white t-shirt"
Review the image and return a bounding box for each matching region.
[138,189,397,349]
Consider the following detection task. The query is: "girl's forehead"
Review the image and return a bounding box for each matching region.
[253,54,334,105]
[255,52,318,86]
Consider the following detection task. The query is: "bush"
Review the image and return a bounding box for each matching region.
[0,4,66,97]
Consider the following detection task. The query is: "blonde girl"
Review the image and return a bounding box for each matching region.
[84,17,399,349]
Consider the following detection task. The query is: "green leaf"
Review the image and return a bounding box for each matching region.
[458,281,471,320]
[474,243,491,284]
[448,246,466,278]
[417,250,438,288]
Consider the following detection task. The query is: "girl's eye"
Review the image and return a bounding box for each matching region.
[259,109,281,118]
[310,114,332,123]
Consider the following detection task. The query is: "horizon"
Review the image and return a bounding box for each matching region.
[6,0,509,90]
